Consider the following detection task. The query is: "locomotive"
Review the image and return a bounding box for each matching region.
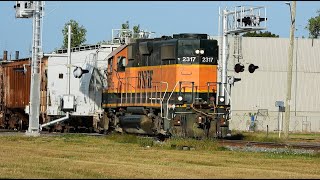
[101,33,231,138]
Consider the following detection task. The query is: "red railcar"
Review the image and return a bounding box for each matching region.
[0,56,48,130]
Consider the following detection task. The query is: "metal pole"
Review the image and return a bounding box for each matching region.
[219,9,228,101]
[278,109,281,138]
[67,25,71,95]
[26,1,42,136]
[295,36,298,116]
[284,1,296,140]
[217,7,222,103]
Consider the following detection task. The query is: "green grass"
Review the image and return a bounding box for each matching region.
[231,131,320,143]
[0,133,319,179]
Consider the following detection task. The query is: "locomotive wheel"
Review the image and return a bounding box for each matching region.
[153,115,165,135]
[8,117,17,130]
[102,111,109,134]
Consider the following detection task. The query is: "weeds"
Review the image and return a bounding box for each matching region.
[105,133,139,144]
[154,137,220,151]
[263,150,320,159]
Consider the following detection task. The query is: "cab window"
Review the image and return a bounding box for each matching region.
[117,56,127,72]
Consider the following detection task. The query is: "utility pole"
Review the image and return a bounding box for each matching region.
[283,1,296,140]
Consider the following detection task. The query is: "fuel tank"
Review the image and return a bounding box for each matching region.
[119,115,154,135]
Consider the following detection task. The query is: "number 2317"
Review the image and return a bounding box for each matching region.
[182,57,196,62]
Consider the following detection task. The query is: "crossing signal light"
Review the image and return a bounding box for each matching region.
[237,16,267,26]
[234,63,244,73]
[73,66,89,78]
[248,64,259,73]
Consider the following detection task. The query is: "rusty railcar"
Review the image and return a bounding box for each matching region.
[0,54,48,130]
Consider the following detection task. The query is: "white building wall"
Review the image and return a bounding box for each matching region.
[214,36,320,133]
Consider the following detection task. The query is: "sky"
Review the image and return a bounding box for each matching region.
[0,1,319,59]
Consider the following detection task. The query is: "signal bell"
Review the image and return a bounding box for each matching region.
[234,63,244,73]
[248,64,259,73]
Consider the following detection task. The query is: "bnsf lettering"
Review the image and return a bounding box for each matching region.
[138,70,153,89]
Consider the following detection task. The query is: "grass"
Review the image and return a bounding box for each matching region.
[231,131,320,143]
[0,133,319,179]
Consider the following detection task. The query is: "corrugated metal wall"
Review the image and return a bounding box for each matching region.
[220,36,320,132]
[3,59,32,108]
[2,58,48,112]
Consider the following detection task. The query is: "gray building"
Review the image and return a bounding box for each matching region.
[212,36,320,133]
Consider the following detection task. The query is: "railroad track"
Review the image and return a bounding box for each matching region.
[218,139,320,151]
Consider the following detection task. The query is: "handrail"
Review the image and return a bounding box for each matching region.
[166,81,180,120]
[125,76,138,104]
[158,81,168,119]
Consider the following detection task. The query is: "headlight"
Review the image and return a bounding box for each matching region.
[73,67,82,78]
[195,49,200,54]
[219,97,225,102]
[198,116,202,123]
[200,50,204,54]
[178,96,183,101]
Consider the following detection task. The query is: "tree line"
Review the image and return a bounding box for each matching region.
[61,9,320,49]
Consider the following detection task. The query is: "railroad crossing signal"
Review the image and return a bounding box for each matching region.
[248,64,259,73]
[237,16,267,27]
[234,63,259,73]
[234,63,244,73]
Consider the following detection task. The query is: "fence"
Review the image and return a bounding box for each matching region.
[229,110,320,133]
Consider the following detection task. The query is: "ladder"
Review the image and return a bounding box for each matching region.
[233,34,243,62]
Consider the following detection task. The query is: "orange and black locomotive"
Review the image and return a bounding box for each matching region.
[101,33,230,138]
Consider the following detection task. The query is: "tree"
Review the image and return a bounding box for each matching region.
[133,25,140,34]
[97,40,112,45]
[133,25,140,38]
[242,31,279,38]
[121,21,141,39]
[121,20,130,30]
[62,19,87,49]
[305,10,320,39]
[120,20,131,38]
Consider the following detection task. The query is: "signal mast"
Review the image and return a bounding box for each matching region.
[14,1,45,136]
[217,5,267,128]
